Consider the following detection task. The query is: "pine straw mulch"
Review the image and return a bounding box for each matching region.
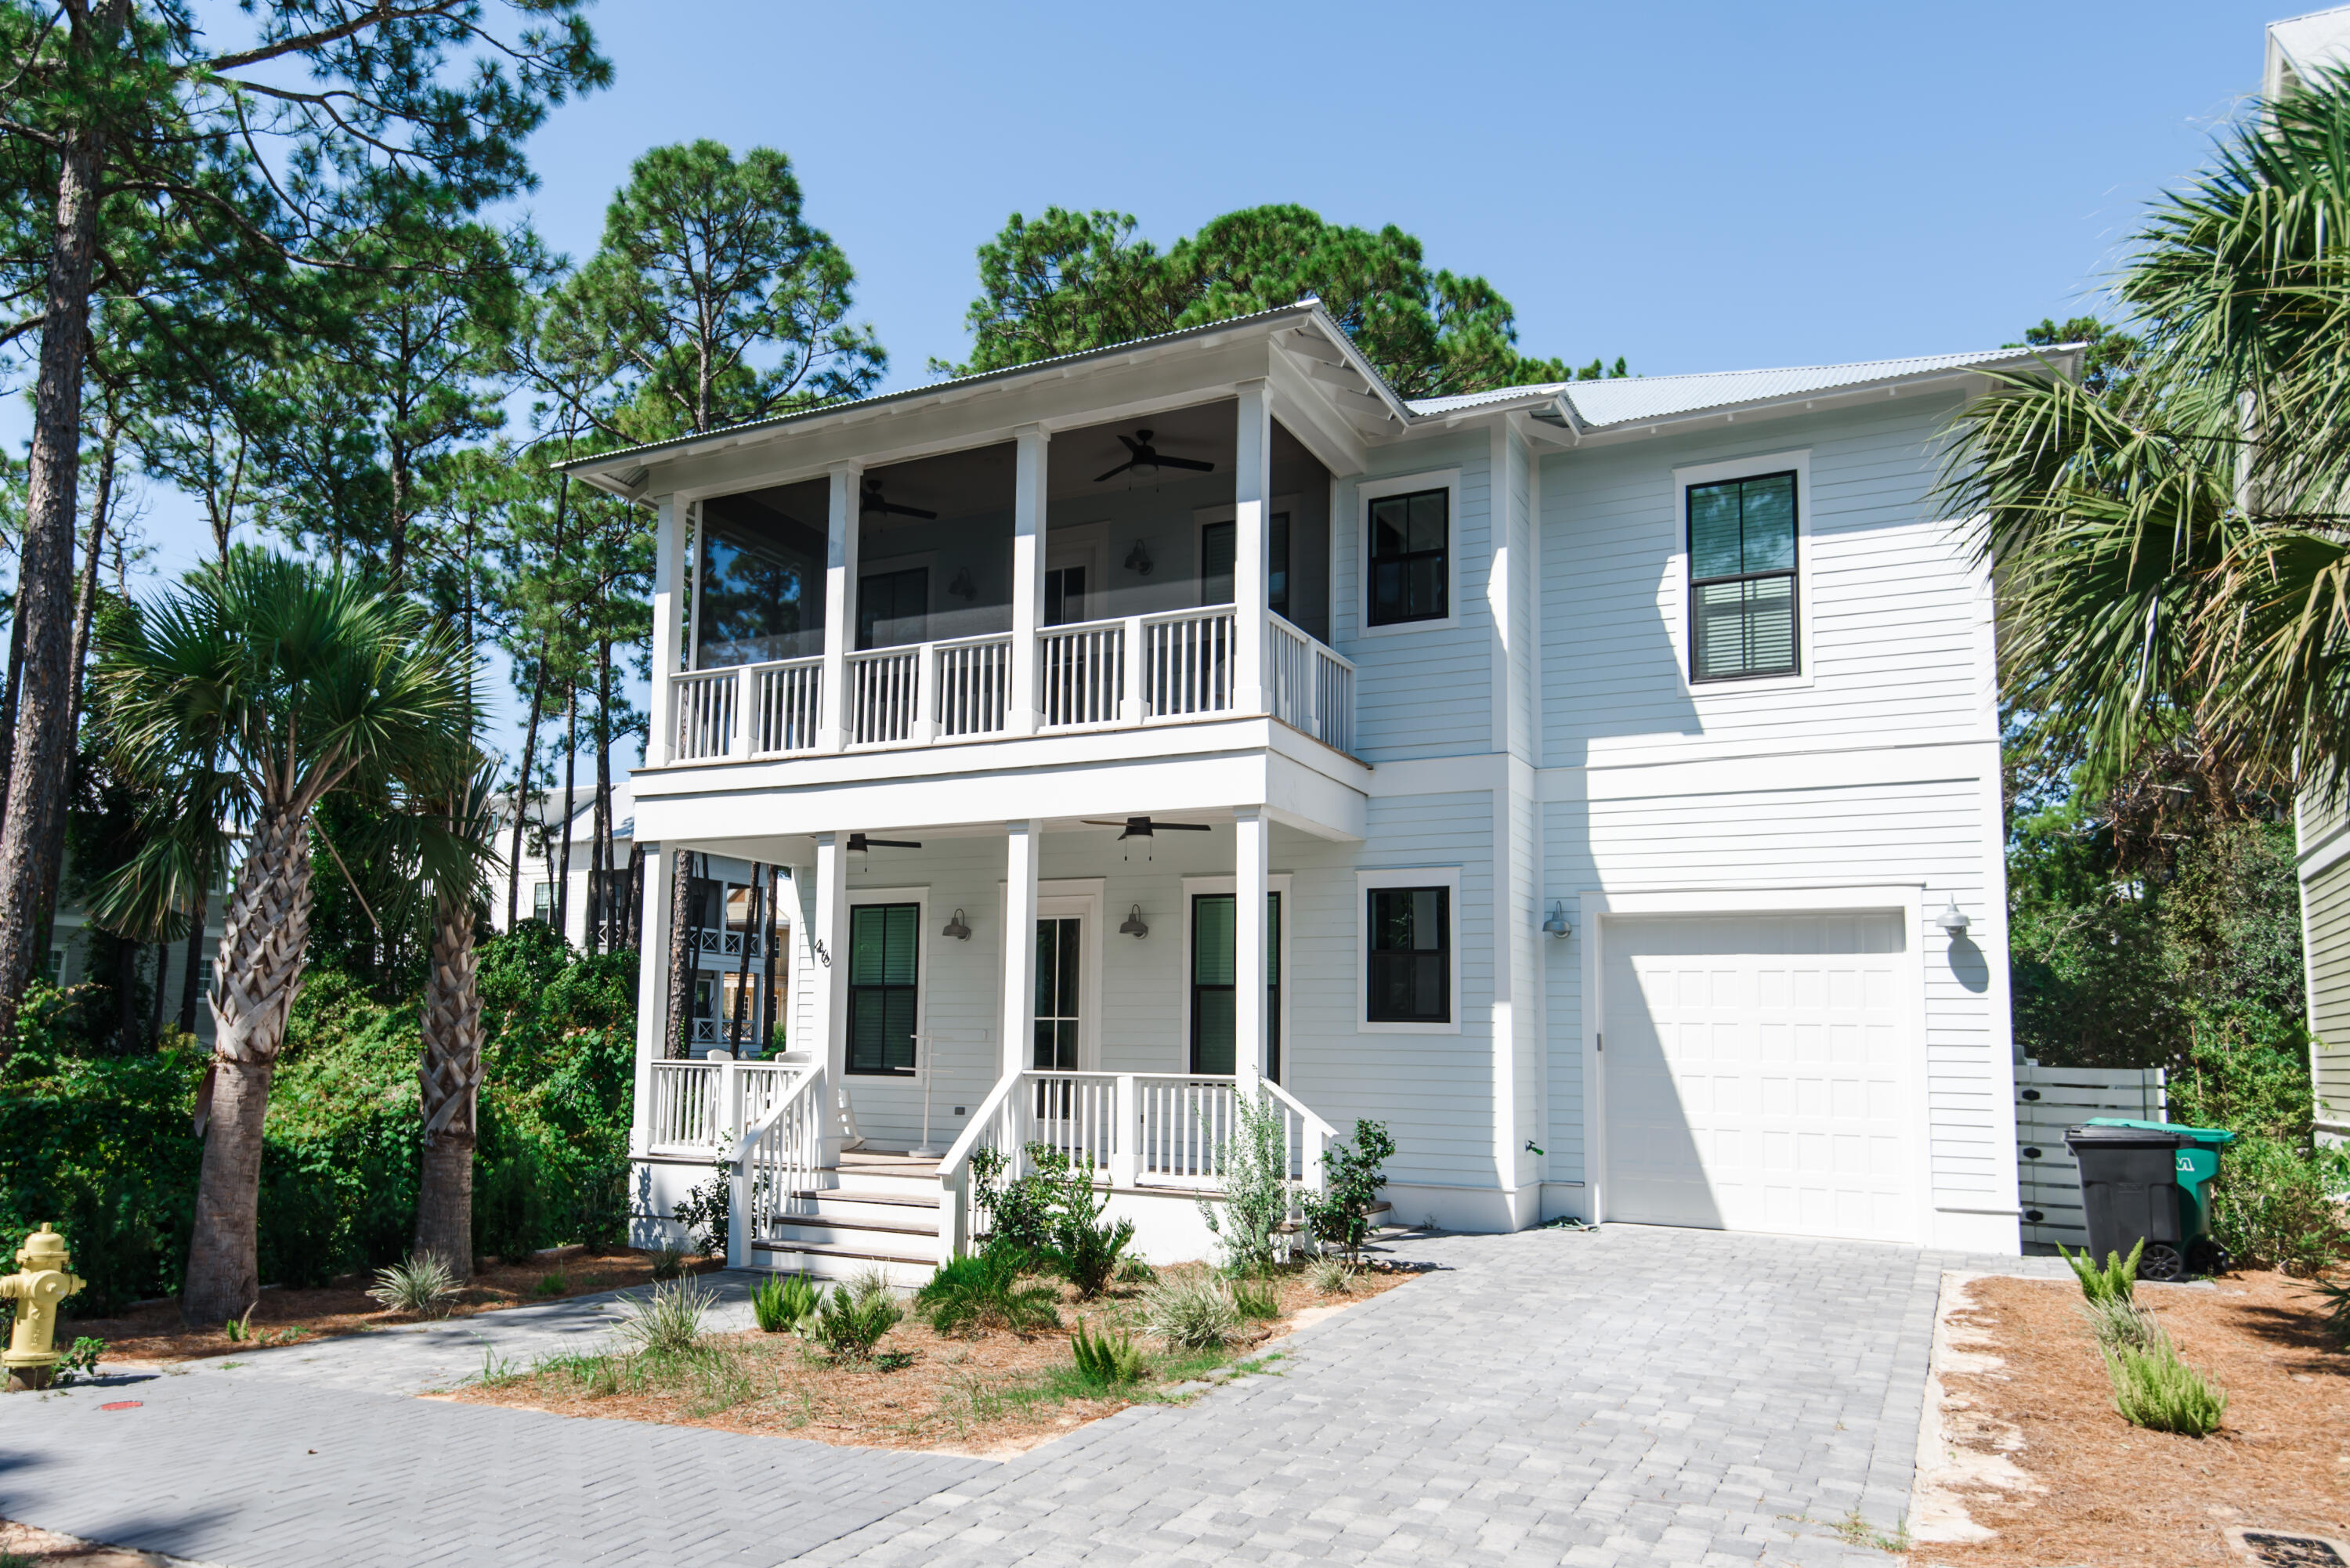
[0,1519,178,1566]
[67,1245,726,1364]
[1925,1270,2350,1568]
[447,1259,1422,1457]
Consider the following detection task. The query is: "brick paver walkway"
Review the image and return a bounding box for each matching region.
[0,1227,2062,1566]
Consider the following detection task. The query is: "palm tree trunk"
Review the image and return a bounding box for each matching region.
[0,55,118,1050]
[414,891,483,1279]
[183,805,313,1325]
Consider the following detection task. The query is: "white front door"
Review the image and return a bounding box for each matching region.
[1601,912,1914,1243]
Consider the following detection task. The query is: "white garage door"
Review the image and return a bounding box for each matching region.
[1601,912,1915,1243]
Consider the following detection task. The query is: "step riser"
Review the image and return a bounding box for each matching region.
[787,1193,939,1223]
[819,1174,940,1201]
[750,1247,935,1288]
[765,1219,938,1254]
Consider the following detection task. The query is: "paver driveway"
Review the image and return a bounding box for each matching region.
[0,1226,2059,1567]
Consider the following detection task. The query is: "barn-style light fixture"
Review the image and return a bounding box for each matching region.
[1124,539,1154,576]
[1118,904,1150,939]
[942,908,972,941]
[1542,901,1571,938]
[1934,897,1970,935]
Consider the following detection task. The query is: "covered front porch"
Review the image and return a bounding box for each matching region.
[629,793,1364,1278]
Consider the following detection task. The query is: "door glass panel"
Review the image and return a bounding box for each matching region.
[1045,565,1086,627]
[1200,520,1235,605]
[857,566,929,650]
[1033,916,1081,1071]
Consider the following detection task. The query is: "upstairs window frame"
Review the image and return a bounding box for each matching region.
[1672,451,1815,693]
[1357,469,1462,638]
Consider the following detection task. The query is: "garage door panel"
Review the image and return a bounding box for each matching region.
[1603,912,1913,1245]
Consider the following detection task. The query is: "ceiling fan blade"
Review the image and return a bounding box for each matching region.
[1093,460,1140,483]
[883,501,938,519]
[1152,821,1213,831]
[1156,455,1216,472]
[864,837,923,849]
[1079,820,1131,827]
[1117,433,1143,454]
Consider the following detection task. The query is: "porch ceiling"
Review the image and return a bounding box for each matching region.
[668,805,1340,872]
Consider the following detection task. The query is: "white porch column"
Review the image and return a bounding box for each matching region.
[818,462,862,752]
[1000,818,1041,1078]
[1234,806,1268,1094]
[1008,425,1050,735]
[1233,381,1272,716]
[810,831,849,1158]
[629,840,671,1165]
[648,497,685,765]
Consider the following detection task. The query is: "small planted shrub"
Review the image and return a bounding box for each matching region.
[672,1168,731,1258]
[1307,1255,1355,1295]
[1300,1119,1397,1264]
[1144,1274,1238,1349]
[916,1247,1060,1336]
[1199,1090,1294,1274]
[2059,1238,2142,1304]
[2082,1292,2157,1353]
[815,1277,903,1362]
[617,1277,713,1356]
[534,1272,569,1298]
[2304,1274,2350,1347]
[1114,1256,1156,1285]
[2103,1330,2228,1436]
[649,1245,690,1281]
[1070,1322,1147,1388]
[1231,1277,1282,1321]
[752,1273,821,1335]
[2210,1136,2350,1275]
[368,1252,461,1318]
[971,1145,1054,1256]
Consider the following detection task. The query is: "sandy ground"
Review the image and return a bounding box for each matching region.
[1920,1270,2349,1567]
[65,1246,725,1364]
[450,1260,1420,1456]
[0,1518,190,1566]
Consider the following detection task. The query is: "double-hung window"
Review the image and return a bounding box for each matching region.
[1368,488,1448,627]
[1190,892,1282,1079]
[847,903,919,1075]
[1366,886,1450,1024]
[1687,471,1799,681]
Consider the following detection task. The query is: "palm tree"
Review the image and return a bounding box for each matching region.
[1943,65,2350,795]
[93,551,469,1326]
[403,748,501,1278]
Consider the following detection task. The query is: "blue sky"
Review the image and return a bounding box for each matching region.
[6,0,2312,762]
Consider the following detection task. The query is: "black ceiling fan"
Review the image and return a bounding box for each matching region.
[861,477,937,519]
[1081,815,1214,840]
[847,833,922,853]
[1094,429,1216,484]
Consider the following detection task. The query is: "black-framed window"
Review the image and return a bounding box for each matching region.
[1367,886,1450,1024]
[1034,916,1080,1071]
[1190,892,1282,1079]
[1368,487,1448,626]
[1688,471,1798,681]
[847,902,919,1075]
[1198,516,1291,618]
[1269,511,1290,621]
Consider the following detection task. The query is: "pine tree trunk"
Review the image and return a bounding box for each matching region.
[551,685,577,945]
[0,72,115,1050]
[182,806,313,1325]
[592,634,613,956]
[414,892,483,1279]
[506,636,549,930]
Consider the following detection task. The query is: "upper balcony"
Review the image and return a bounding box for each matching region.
[647,395,1357,776]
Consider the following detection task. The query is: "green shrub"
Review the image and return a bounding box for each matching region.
[1144,1274,1237,1349]
[968,1144,1053,1257]
[916,1247,1060,1335]
[2081,1292,2157,1352]
[533,1272,568,1297]
[2209,1135,2350,1275]
[1231,1277,1282,1321]
[2060,1238,2142,1305]
[2102,1330,2228,1435]
[367,1252,459,1317]
[1022,1148,1134,1299]
[617,1277,712,1355]
[649,1245,689,1281]
[1307,1256,1354,1295]
[1300,1118,1396,1263]
[1114,1256,1155,1284]
[814,1277,902,1361]
[672,1168,730,1259]
[1199,1089,1293,1274]
[752,1273,819,1334]
[1069,1322,1146,1387]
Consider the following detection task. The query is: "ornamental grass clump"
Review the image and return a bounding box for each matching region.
[367,1252,460,1318]
[752,1273,820,1334]
[616,1277,713,1356]
[1144,1274,1238,1349]
[1307,1255,1355,1295]
[1069,1322,1148,1388]
[1230,1277,1282,1321]
[2102,1328,2228,1436]
[916,1247,1061,1335]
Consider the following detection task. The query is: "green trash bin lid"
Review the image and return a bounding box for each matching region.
[2082,1117,2235,1147]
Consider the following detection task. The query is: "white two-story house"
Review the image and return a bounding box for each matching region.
[570,302,2052,1279]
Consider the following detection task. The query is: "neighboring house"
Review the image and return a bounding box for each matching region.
[565,301,2049,1277]
[2266,4,2350,99]
[490,779,793,1054]
[47,850,230,1047]
[2298,792,2350,1146]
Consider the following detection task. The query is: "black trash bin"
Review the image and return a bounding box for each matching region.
[2064,1122,2189,1280]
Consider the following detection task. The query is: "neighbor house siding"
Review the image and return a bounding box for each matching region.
[2298,788,2350,1131]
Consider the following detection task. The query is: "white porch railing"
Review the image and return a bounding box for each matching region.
[645,1057,797,1156]
[663,602,1361,762]
[728,1066,828,1266]
[935,1069,1336,1262]
[1268,613,1356,753]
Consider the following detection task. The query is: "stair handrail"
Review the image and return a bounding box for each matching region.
[1260,1077,1337,1194]
[725,1064,822,1268]
[935,1067,1029,1264]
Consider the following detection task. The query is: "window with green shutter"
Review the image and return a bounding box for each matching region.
[1190,892,1282,1079]
[1687,471,1799,681]
[847,902,920,1075]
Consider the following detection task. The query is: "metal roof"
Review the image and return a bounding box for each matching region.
[1554,345,2075,431]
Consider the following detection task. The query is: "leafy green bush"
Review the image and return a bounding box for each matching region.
[1230,1277,1281,1321]
[1069,1322,1146,1387]
[814,1277,902,1361]
[970,1145,1053,1255]
[672,1168,730,1259]
[2208,1136,2350,1275]
[1198,1089,1292,1274]
[617,1277,713,1355]
[2302,1274,2350,1346]
[2103,1330,2228,1435]
[1301,1118,1396,1263]
[367,1252,459,1317]
[649,1245,689,1281]
[1144,1274,1237,1349]
[2060,1238,2142,1305]
[751,1273,819,1334]
[916,1246,1060,1335]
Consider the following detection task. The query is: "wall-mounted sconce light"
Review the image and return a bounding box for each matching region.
[1124,540,1154,576]
[1118,903,1150,939]
[1542,901,1572,938]
[1934,897,1970,936]
[948,565,977,601]
[942,908,972,941]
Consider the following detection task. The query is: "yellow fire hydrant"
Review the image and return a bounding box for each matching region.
[1,1223,84,1391]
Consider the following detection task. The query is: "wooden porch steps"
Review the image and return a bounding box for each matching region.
[750,1149,945,1287]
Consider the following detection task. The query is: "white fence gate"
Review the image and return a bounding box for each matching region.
[2016,1059,2167,1248]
